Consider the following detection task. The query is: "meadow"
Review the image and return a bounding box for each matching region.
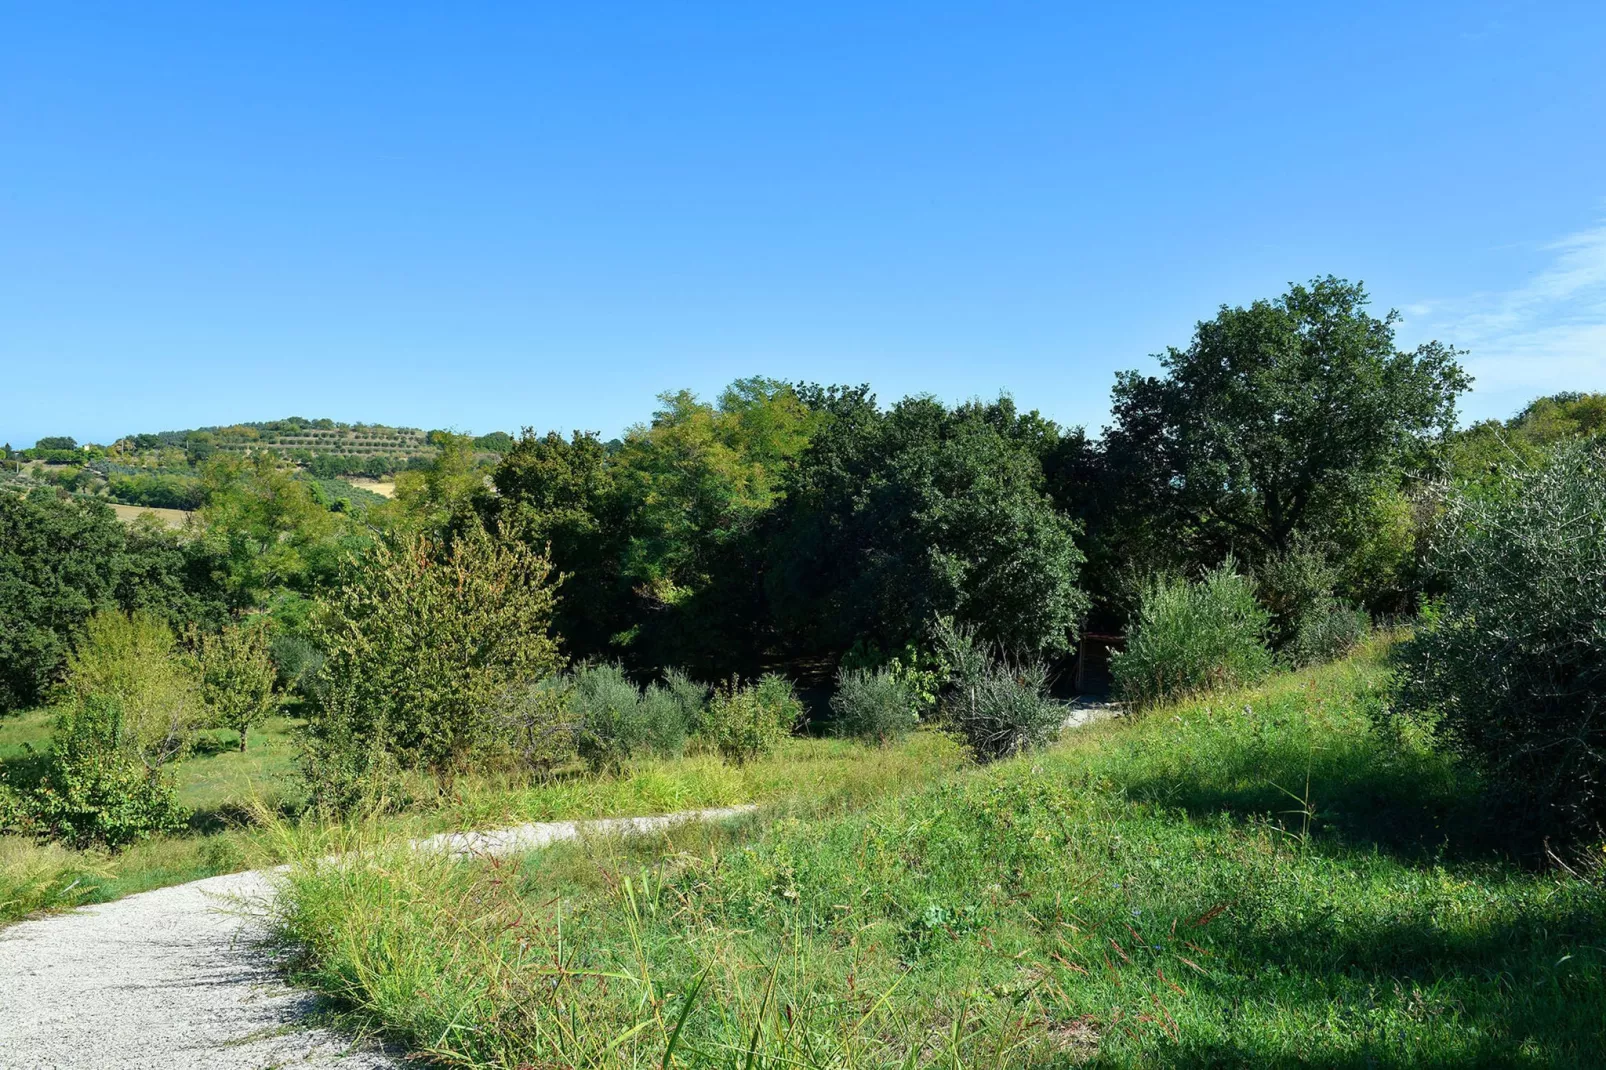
[268,644,1606,1068]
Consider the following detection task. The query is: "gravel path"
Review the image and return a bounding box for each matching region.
[0,806,755,1069]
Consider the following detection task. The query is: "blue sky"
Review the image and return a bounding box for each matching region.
[3,2,1604,448]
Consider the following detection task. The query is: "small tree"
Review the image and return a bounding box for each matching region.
[26,695,188,849]
[64,610,206,771]
[305,521,563,788]
[198,620,280,751]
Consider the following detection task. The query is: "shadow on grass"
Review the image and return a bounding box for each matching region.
[1108,711,1510,862]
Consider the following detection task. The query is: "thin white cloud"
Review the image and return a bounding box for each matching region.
[1403,221,1606,421]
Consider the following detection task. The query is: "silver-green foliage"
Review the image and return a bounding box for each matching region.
[1111,564,1274,711]
[830,667,918,745]
[1284,600,1369,669]
[569,663,695,771]
[1393,440,1606,840]
[932,616,1064,761]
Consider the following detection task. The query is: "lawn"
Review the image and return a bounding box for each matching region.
[270,645,1606,1068]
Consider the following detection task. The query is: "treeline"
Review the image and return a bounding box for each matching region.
[4,275,1605,849]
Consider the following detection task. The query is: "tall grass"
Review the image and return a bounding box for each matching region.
[269,646,1606,1067]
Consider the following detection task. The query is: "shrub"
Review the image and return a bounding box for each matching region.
[557,664,701,772]
[570,663,654,772]
[268,632,325,700]
[1111,563,1273,711]
[830,667,918,745]
[659,668,710,738]
[497,679,578,775]
[1391,441,1606,843]
[63,610,206,770]
[700,674,800,765]
[1283,599,1369,669]
[1255,536,1340,649]
[25,696,187,849]
[197,620,281,751]
[933,616,1064,760]
[304,522,562,790]
[637,683,693,757]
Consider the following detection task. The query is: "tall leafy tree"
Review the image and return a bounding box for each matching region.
[1105,277,1468,561]
[0,492,225,712]
[491,429,628,657]
[197,454,343,606]
[769,393,1088,657]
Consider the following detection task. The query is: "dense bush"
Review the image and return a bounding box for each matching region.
[1392,441,1606,843]
[1283,599,1369,669]
[659,668,710,738]
[933,616,1064,760]
[700,674,801,765]
[64,611,207,770]
[304,522,562,798]
[830,667,918,745]
[768,394,1089,658]
[268,632,325,701]
[567,663,693,771]
[22,696,188,849]
[107,472,203,510]
[1111,564,1273,711]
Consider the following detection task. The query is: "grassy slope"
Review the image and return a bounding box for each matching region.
[271,646,1606,1068]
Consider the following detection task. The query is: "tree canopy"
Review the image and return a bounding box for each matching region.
[1105,277,1468,562]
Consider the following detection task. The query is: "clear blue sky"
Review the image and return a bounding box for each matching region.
[4,2,1605,448]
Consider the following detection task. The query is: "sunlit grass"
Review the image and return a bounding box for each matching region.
[0,719,966,927]
[269,646,1606,1067]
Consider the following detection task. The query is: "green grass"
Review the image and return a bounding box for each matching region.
[0,716,966,928]
[269,645,1606,1068]
[1,709,305,923]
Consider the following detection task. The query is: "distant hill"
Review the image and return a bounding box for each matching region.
[3,417,512,518]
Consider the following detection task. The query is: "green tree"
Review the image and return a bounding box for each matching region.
[490,378,822,671]
[0,492,224,712]
[304,521,563,783]
[197,454,341,606]
[1105,277,1468,561]
[64,610,207,772]
[197,620,280,751]
[769,393,1088,657]
[491,429,627,657]
[384,431,489,536]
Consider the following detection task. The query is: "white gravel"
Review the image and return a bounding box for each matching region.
[0,806,755,1069]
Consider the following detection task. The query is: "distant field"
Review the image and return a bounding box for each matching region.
[108,503,191,528]
[346,477,396,498]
